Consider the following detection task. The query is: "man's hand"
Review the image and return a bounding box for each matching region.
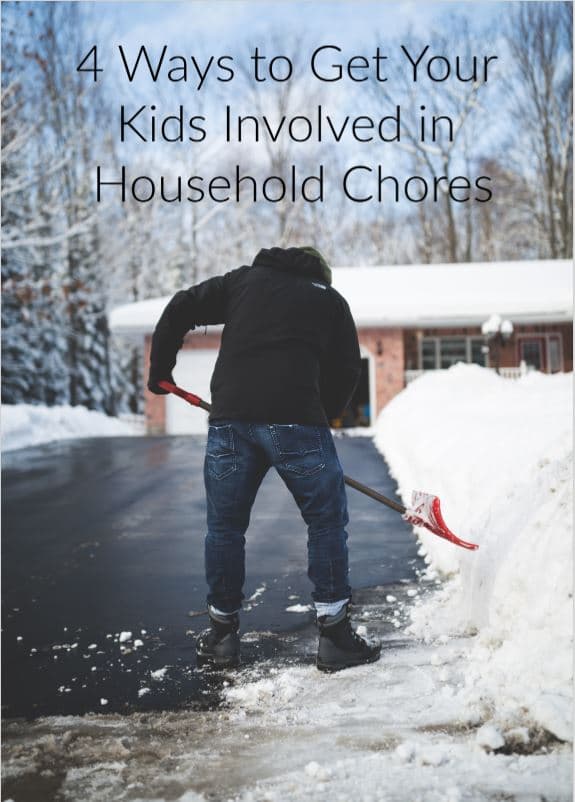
[147,373,174,395]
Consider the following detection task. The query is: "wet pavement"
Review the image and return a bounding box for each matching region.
[2,433,423,718]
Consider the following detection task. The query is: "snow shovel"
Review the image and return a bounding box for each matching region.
[158,381,479,551]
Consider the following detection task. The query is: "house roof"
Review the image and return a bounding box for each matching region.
[109,259,573,335]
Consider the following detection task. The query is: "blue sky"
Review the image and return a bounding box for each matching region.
[106,1,501,49]
[83,2,507,117]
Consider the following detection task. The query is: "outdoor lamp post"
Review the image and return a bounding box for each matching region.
[481,314,514,374]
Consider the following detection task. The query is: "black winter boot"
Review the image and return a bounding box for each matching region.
[196,608,240,668]
[317,603,381,672]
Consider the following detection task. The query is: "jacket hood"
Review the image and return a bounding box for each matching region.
[252,247,332,286]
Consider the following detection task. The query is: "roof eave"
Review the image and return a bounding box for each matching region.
[111,311,572,336]
[355,311,573,328]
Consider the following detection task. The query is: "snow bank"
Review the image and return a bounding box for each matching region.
[375,364,573,740]
[1,403,140,452]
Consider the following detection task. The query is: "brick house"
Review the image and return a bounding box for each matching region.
[110,259,572,434]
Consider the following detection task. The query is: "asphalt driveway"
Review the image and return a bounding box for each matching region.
[2,433,422,718]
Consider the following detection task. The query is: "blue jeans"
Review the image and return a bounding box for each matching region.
[204,420,352,614]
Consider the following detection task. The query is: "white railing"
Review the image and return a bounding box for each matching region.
[405,369,426,384]
[405,364,533,384]
[498,366,528,380]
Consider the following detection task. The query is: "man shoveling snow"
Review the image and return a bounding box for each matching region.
[148,246,380,672]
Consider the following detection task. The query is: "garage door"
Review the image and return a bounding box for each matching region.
[165,349,219,434]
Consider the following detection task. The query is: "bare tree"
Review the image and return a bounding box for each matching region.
[233,34,327,244]
[502,2,573,258]
[370,19,497,263]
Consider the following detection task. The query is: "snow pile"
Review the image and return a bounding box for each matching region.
[375,364,573,740]
[1,403,140,452]
[221,633,571,801]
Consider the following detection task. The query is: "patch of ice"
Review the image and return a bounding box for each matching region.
[176,791,208,802]
[395,741,417,763]
[476,723,505,751]
[285,604,312,613]
[151,667,169,681]
[531,692,573,742]
[304,761,331,780]
[246,584,267,603]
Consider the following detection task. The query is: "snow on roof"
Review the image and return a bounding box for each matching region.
[109,259,573,335]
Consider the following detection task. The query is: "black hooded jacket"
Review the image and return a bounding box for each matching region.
[148,247,361,425]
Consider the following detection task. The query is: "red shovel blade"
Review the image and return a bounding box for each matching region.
[403,491,479,550]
